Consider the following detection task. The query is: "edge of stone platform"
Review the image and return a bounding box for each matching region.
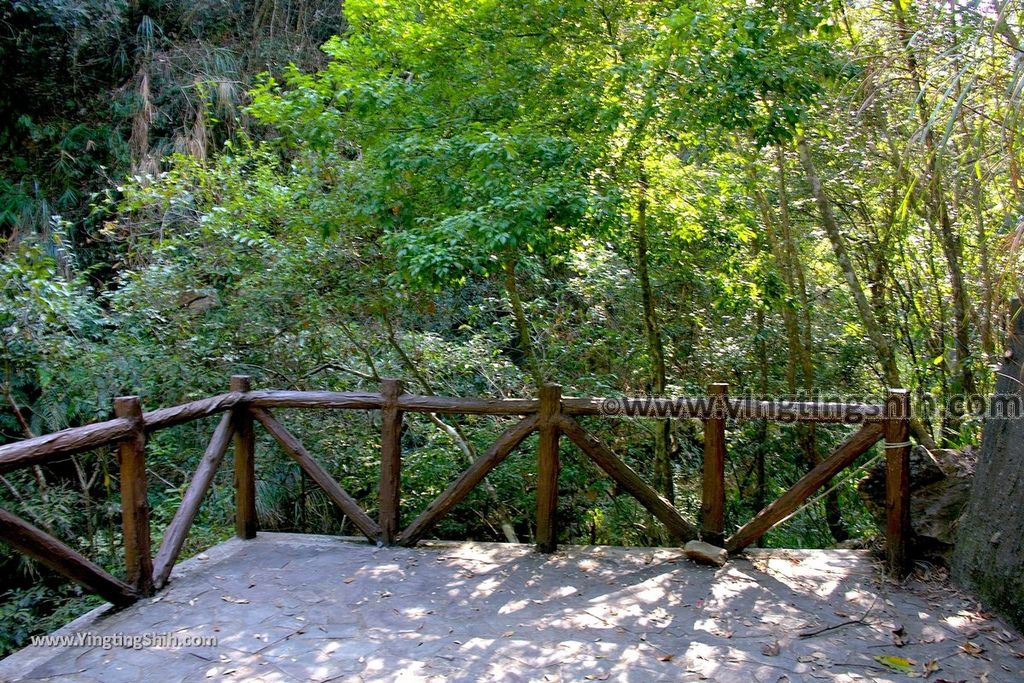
[0,534,253,679]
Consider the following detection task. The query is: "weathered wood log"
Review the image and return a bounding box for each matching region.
[701,383,728,545]
[726,422,885,552]
[535,384,562,553]
[884,388,912,577]
[0,418,133,474]
[246,390,385,410]
[558,416,699,542]
[397,395,539,415]
[398,414,540,546]
[248,390,538,415]
[142,392,242,432]
[115,396,153,595]
[0,393,241,474]
[251,407,381,542]
[231,376,257,540]
[152,413,234,589]
[0,507,137,606]
[562,396,884,423]
[378,379,404,545]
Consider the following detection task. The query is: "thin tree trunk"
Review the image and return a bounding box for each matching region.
[754,309,768,547]
[635,171,673,503]
[796,137,936,449]
[946,0,996,363]
[502,258,544,388]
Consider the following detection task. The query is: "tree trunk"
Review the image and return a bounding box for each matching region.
[797,137,935,449]
[951,301,1024,630]
[502,258,545,388]
[635,171,673,503]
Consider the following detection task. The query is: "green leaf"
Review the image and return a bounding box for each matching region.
[873,655,916,673]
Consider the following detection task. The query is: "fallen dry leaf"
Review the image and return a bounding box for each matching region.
[220,595,250,604]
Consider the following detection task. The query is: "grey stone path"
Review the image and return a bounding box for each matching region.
[1,532,1021,682]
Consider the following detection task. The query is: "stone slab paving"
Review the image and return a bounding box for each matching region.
[1,532,1022,682]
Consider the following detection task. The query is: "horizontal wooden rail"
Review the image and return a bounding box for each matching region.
[0,418,134,473]
[0,393,242,473]
[0,389,889,476]
[247,390,540,415]
[143,392,243,432]
[249,391,887,422]
[561,397,885,422]
[246,390,384,410]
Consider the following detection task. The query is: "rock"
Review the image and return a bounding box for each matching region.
[857,445,975,562]
[684,540,728,567]
[178,289,220,314]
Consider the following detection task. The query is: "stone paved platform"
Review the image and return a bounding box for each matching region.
[1,533,1021,682]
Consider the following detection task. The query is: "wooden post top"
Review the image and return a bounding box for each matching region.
[381,378,405,397]
[230,375,252,392]
[538,384,562,422]
[113,396,143,418]
[885,388,910,420]
[539,383,562,397]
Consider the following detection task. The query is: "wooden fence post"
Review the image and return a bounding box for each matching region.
[536,383,562,552]
[232,375,257,539]
[114,396,153,596]
[379,378,405,545]
[701,382,728,545]
[884,388,912,577]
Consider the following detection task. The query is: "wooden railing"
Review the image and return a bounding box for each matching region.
[0,376,912,606]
